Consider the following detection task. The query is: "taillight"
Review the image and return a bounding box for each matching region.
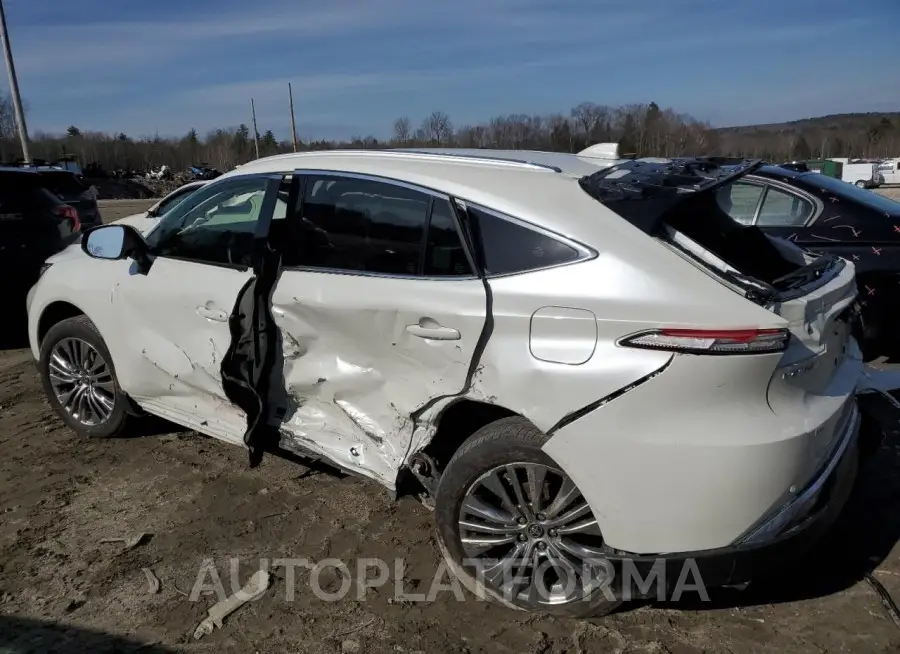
[619,328,790,355]
[54,204,81,232]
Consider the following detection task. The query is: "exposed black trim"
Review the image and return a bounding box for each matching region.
[546,357,673,436]
[215,176,285,467]
[418,196,435,276]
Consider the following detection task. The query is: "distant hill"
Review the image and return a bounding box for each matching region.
[717,112,900,135]
[714,112,900,160]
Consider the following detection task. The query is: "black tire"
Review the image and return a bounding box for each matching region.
[855,180,867,188]
[434,416,622,618]
[39,315,132,439]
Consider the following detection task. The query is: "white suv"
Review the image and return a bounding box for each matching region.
[26,147,896,616]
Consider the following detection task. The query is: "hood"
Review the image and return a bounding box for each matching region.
[45,239,85,264]
[111,211,161,235]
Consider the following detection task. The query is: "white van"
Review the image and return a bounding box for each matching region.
[877,159,900,185]
[841,162,882,188]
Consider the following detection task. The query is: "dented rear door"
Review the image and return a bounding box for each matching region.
[269,171,487,485]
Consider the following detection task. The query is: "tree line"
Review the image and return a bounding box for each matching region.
[0,93,897,174]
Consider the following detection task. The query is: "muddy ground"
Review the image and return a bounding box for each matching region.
[1,200,900,653]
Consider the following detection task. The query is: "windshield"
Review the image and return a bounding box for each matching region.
[800,173,900,215]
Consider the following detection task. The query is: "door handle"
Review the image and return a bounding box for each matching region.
[406,318,460,341]
[197,306,228,322]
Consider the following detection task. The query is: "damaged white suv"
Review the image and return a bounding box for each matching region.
[26,146,898,617]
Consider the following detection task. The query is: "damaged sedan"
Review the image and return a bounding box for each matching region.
[25,147,900,617]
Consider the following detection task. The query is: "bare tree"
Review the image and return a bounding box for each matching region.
[392,116,412,145]
[5,89,897,177]
[421,111,453,146]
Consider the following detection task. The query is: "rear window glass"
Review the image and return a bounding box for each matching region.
[38,171,87,197]
[467,206,581,275]
[0,172,60,208]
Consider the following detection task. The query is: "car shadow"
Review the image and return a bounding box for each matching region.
[0,615,178,653]
[653,414,900,613]
[0,314,30,351]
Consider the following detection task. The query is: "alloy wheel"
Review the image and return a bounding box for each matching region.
[457,462,608,608]
[47,337,116,426]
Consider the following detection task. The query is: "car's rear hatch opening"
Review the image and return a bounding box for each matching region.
[579,158,859,373]
[579,158,845,305]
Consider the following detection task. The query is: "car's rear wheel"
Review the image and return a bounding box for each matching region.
[434,416,622,618]
[39,316,131,438]
[855,180,867,188]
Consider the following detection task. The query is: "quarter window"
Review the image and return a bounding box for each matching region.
[756,187,814,227]
[466,206,580,275]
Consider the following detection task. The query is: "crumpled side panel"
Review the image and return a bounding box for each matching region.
[271,301,473,485]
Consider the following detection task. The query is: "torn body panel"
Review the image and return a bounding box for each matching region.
[268,270,486,485]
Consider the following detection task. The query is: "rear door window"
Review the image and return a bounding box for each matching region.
[424,199,472,276]
[38,171,87,201]
[287,175,431,275]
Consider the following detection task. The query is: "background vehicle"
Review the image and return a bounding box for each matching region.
[32,168,101,228]
[113,180,208,234]
[831,159,882,188]
[715,164,900,357]
[878,158,900,185]
[27,149,884,616]
[186,164,222,181]
[0,168,80,323]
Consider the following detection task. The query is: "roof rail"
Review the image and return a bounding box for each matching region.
[577,143,622,160]
[244,148,563,173]
[391,149,563,172]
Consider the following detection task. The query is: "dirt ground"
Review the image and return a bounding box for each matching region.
[2,200,900,653]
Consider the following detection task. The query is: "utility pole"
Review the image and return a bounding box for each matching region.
[0,0,30,162]
[288,83,298,152]
[250,97,260,159]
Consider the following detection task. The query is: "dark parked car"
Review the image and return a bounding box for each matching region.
[0,168,81,317]
[33,168,102,228]
[716,164,900,357]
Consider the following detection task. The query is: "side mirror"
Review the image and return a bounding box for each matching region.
[81,224,148,263]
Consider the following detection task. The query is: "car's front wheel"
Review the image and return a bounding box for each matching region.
[39,316,132,438]
[855,180,867,188]
[434,416,622,618]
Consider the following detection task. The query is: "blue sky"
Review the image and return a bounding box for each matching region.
[4,0,899,140]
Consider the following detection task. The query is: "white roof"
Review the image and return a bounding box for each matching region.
[221,147,630,244]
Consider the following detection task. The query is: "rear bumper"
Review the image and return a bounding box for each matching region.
[605,403,861,597]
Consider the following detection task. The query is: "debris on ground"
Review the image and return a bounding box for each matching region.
[142,568,161,594]
[193,569,271,640]
[99,532,151,549]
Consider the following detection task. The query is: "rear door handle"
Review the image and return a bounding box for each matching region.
[197,306,228,322]
[406,319,460,341]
